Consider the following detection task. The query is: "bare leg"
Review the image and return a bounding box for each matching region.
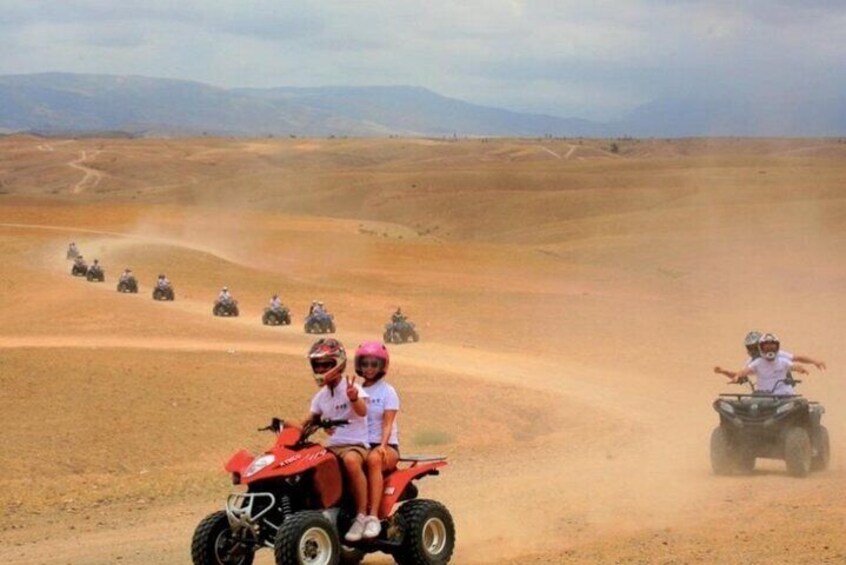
[343,452,367,516]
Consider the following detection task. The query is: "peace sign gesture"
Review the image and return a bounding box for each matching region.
[345,374,360,402]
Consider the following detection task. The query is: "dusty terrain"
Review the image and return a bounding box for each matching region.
[0,135,844,564]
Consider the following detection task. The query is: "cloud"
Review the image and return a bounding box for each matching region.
[0,0,844,120]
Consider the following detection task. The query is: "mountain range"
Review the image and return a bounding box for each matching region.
[1,73,844,137]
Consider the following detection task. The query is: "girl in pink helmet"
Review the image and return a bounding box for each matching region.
[355,340,400,539]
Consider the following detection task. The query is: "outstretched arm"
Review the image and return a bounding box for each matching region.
[714,366,737,379]
[790,364,809,375]
[792,355,826,370]
[732,366,754,383]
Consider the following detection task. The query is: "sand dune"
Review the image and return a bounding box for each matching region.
[0,136,844,564]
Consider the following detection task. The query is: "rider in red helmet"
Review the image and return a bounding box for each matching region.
[355,340,400,539]
[300,338,371,542]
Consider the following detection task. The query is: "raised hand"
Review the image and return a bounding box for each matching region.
[346,374,359,402]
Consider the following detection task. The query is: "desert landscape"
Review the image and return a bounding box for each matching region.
[0,135,844,564]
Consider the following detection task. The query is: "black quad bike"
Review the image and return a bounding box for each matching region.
[262,307,292,326]
[86,265,105,282]
[153,284,175,301]
[305,311,336,334]
[384,320,420,344]
[71,262,88,277]
[117,277,139,293]
[214,299,240,317]
[191,418,454,565]
[711,377,830,477]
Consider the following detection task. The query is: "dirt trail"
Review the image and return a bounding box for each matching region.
[68,150,104,194]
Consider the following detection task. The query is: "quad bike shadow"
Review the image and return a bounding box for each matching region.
[192,418,455,565]
[711,376,830,478]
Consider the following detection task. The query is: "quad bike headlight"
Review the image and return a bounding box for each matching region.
[244,454,275,477]
[719,401,735,415]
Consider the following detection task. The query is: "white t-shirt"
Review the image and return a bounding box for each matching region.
[364,380,400,446]
[748,356,795,395]
[309,378,369,447]
[746,350,793,366]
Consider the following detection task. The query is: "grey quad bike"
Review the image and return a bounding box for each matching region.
[711,376,830,477]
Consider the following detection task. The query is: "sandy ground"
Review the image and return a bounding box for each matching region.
[0,135,845,564]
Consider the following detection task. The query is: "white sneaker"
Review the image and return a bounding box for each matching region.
[362,515,381,539]
[345,515,367,542]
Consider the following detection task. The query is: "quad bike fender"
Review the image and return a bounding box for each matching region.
[313,455,343,508]
[225,449,255,476]
[379,460,447,518]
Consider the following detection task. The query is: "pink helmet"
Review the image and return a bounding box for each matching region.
[354,341,390,379]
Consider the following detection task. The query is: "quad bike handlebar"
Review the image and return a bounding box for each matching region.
[257,417,350,445]
[731,376,801,394]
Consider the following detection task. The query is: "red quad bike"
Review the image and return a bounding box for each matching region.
[191,418,455,565]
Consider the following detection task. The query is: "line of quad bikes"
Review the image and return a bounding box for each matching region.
[66,249,832,565]
[69,254,420,344]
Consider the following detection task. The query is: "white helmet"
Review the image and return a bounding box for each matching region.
[757,333,780,361]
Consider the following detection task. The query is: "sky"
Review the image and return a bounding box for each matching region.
[1,1,845,121]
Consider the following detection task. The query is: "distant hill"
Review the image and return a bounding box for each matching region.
[0,73,609,138]
[0,73,844,137]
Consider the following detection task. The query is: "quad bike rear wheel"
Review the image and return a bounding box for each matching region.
[784,426,812,477]
[191,510,255,565]
[395,500,455,565]
[811,425,830,471]
[273,510,340,565]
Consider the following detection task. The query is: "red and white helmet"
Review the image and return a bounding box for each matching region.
[757,333,780,361]
[354,341,390,379]
[308,338,347,386]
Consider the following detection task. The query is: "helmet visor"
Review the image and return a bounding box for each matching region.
[311,358,337,374]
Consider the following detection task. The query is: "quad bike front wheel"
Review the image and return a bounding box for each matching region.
[784,426,812,477]
[191,510,255,565]
[811,425,830,471]
[274,510,340,565]
[710,426,738,476]
[395,500,455,565]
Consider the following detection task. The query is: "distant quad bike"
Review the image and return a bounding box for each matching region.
[384,320,420,344]
[86,265,105,282]
[116,277,138,293]
[66,247,79,260]
[711,377,830,478]
[214,299,240,317]
[263,307,292,326]
[71,262,88,277]
[305,311,336,334]
[153,285,175,301]
[191,417,455,565]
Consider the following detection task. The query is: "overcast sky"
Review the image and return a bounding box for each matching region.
[1,1,844,120]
